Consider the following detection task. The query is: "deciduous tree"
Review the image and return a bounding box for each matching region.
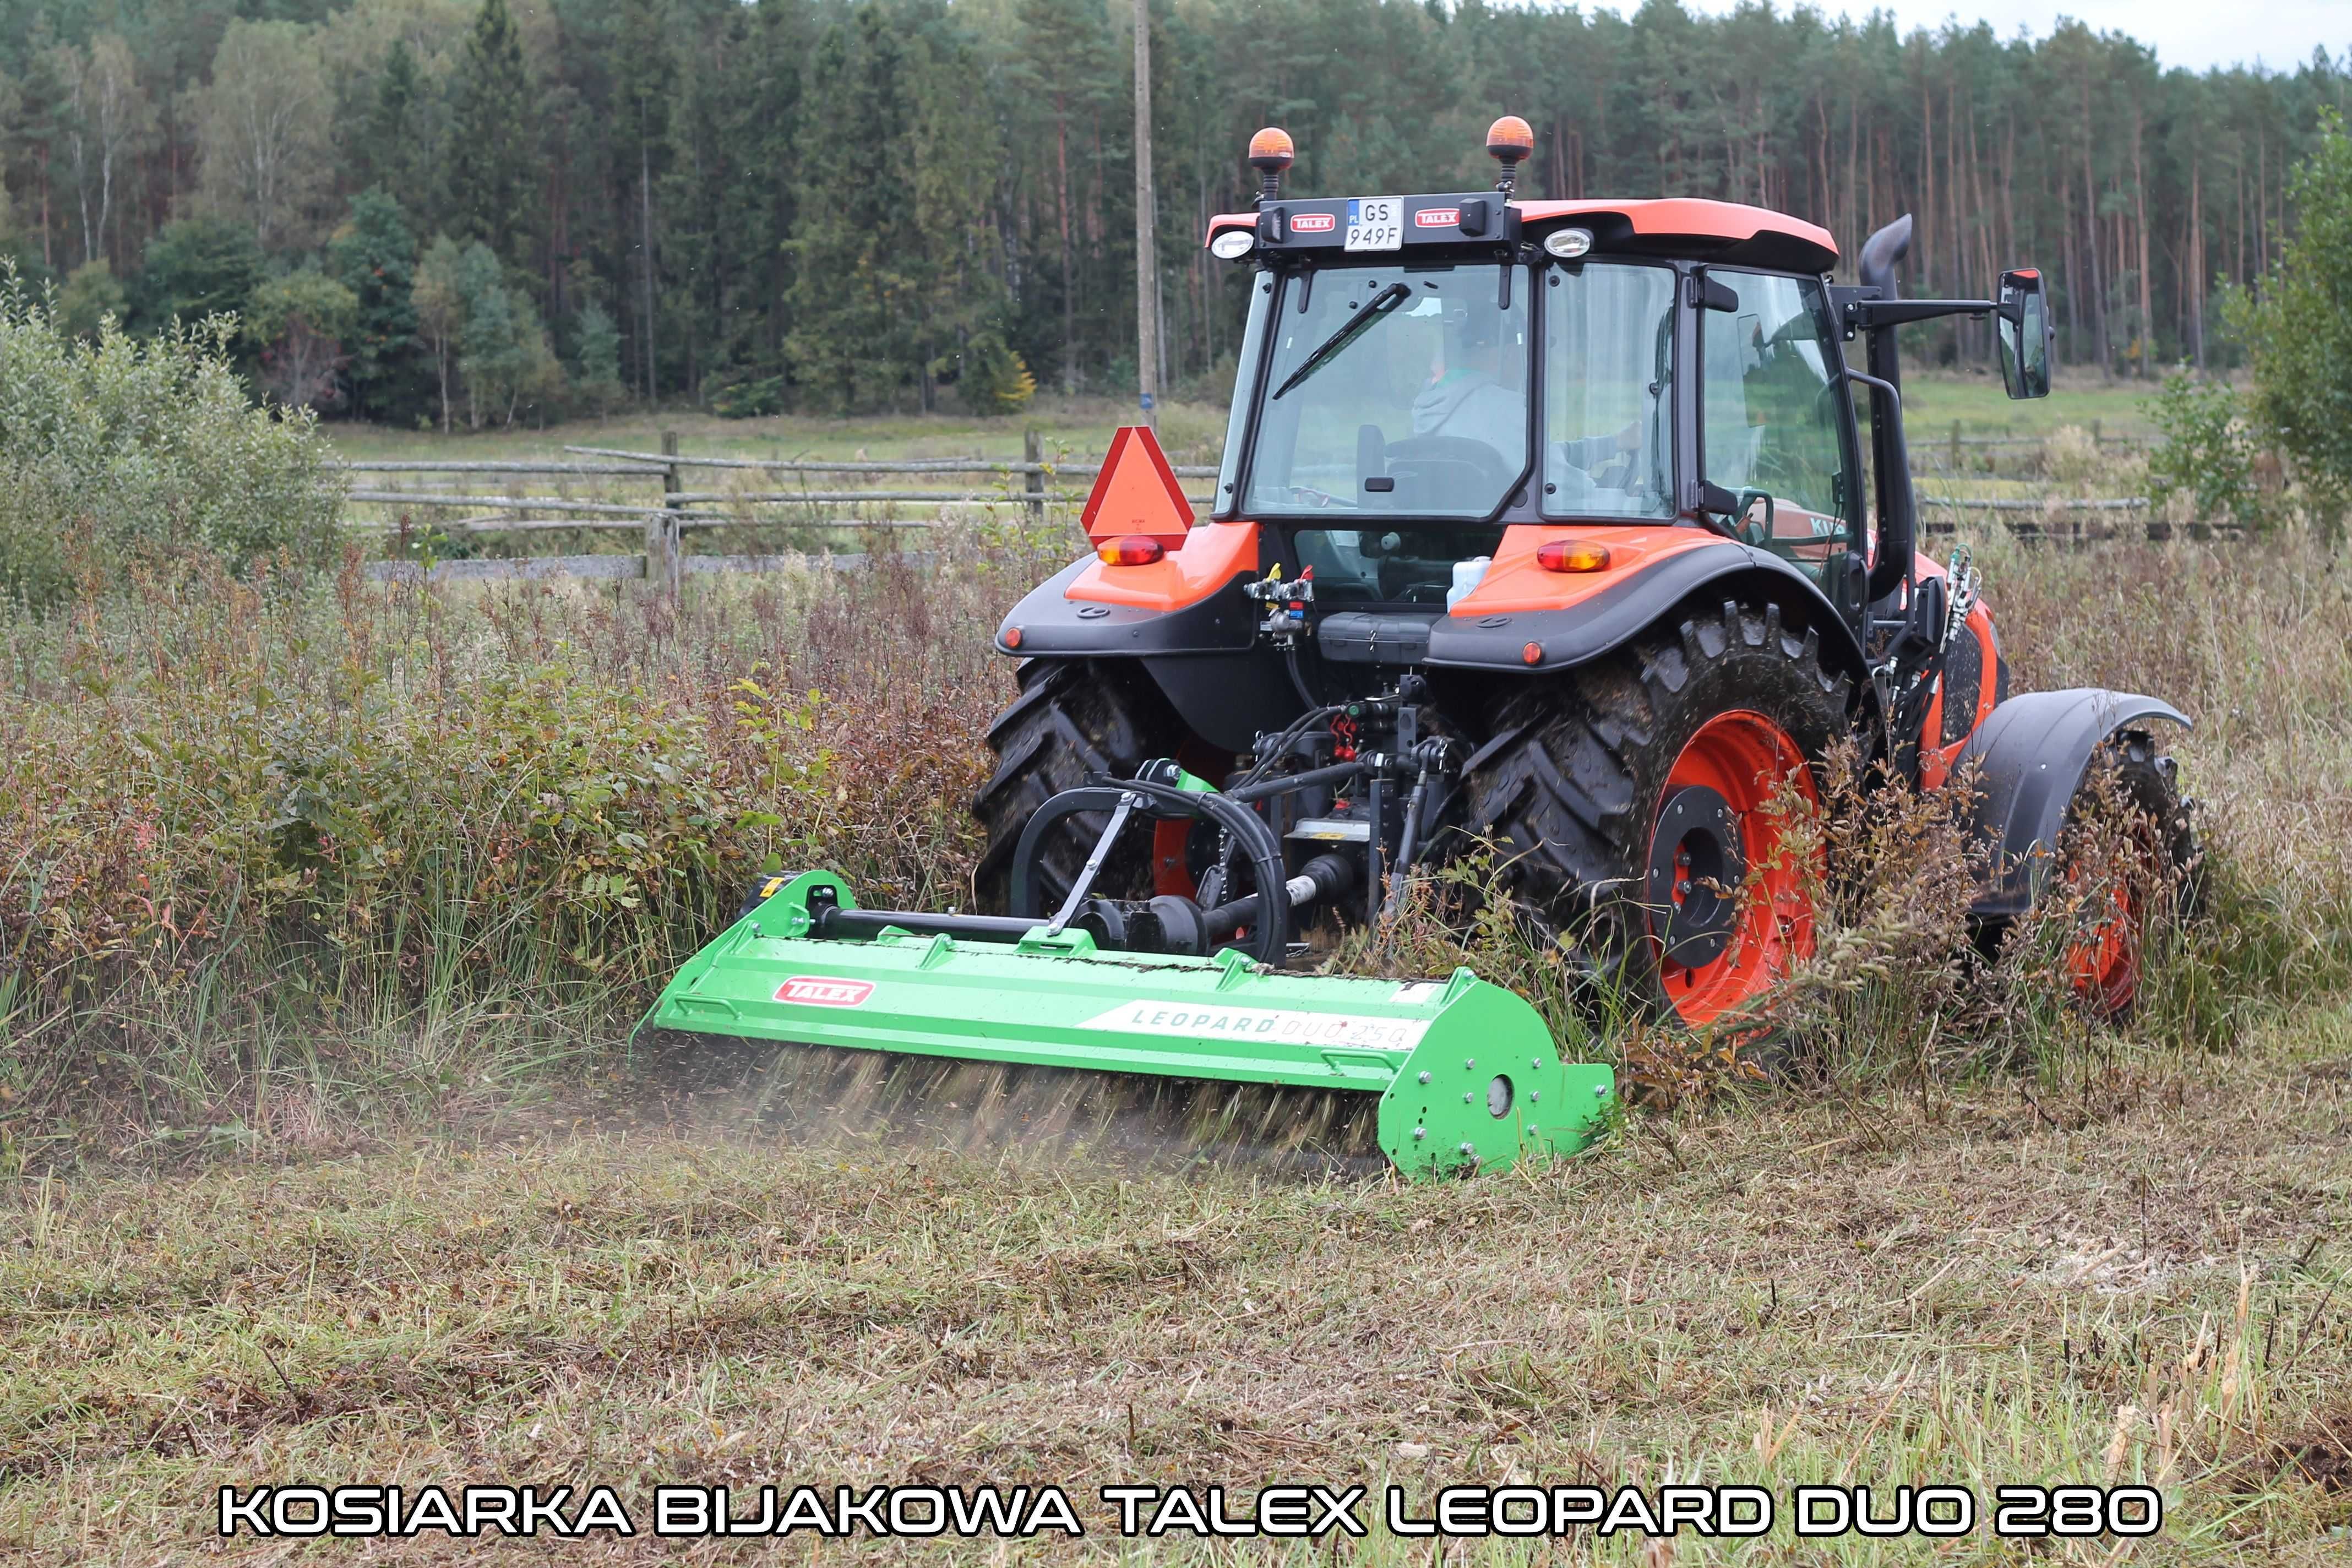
[190,20,334,251]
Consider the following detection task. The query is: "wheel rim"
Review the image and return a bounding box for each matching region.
[2067,879,2141,1015]
[1645,710,1817,1026]
[2065,816,2159,1017]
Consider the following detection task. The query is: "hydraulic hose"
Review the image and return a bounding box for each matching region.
[1008,777,1295,966]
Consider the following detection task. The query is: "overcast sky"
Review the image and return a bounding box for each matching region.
[1654,0,2348,73]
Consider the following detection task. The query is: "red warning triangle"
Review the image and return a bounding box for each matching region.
[1078,426,1196,545]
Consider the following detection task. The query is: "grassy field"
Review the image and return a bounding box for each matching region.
[6,1010,2348,1562]
[320,371,2160,469]
[324,396,1235,468]
[1898,369,2166,440]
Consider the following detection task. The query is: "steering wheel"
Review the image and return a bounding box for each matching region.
[1382,435,1518,508]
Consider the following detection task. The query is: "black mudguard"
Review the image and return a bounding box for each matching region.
[1423,540,1871,688]
[993,558,1259,657]
[1956,688,2191,921]
[993,558,1299,753]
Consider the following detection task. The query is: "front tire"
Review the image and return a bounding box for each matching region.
[2057,737,2198,1019]
[1461,600,1851,1025]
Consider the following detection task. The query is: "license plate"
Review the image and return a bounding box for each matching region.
[1345,198,1402,252]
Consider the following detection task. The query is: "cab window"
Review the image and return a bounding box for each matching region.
[1699,273,1854,570]
[1540,262,1678,520]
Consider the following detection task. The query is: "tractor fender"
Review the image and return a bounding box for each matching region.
[1956,688,2191,921]
[994,556,1261,658]
[992,556,1302,754]
[1423,539,1870,688]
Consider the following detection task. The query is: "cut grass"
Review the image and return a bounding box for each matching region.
[3,1003,2346,1562]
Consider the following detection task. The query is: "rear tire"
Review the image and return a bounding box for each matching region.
[972,658,1188,915]
[1460,600,1851,1025]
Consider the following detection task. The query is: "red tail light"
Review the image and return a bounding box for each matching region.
[1097,535,1166,567]
[1536,540,1612,573]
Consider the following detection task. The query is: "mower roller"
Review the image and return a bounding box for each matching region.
[647,115,2195,1179]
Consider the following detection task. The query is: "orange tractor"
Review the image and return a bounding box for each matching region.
[650,118,2193,1177]
[973,117,2194,1026]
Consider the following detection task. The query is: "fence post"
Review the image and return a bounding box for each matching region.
[1023,427,1044,524]
[2092,419,2104,448]
[644,428,682,596]
[1950,421,1961,471]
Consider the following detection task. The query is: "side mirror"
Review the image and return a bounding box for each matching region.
[1997,269,2052,400]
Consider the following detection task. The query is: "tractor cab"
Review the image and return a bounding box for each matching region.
[1200,119,2052,632]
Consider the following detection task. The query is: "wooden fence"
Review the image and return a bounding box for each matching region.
[339,427,2182,587]
[339,429,1228,590]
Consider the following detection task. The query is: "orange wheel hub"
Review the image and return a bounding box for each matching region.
[2065,821,2156,1016]
[1646,710,1817,1026]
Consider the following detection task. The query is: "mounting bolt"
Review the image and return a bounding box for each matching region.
[1462,1091,1473,1104]
[1531,1091,1540,1103]
[1413,1126,1426,1140]
[1676,879,1691,896]
[1594,1082,1607,1097]
[1418,1071,1431,1084]
[1459,1142,1475,1156]
[1464,1058,1475,1070]
[1677,850,1691,868]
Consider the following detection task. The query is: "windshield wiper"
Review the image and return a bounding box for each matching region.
[1271,281,1411,400]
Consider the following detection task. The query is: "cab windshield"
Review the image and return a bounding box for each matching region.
[1240,264,1529,520]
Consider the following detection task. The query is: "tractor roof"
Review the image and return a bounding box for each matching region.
[1206,196,1838,274]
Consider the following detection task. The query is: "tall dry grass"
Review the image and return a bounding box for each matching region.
[2,525,2345,1148]
[0,529,1060,1143]
[1341,531,2352,1102]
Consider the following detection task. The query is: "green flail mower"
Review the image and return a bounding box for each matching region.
[645,851,1616,1178]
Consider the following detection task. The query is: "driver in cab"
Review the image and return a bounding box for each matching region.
[1412,302,1637,476]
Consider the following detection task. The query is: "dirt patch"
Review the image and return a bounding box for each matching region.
[2272,1407,2352,1493]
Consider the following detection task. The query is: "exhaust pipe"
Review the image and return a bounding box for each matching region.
[1858,215,1918,603]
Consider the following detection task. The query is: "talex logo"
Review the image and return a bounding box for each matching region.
[1290,213,1336,232]
[776,976,874,1007]
[1414,208,1461,227]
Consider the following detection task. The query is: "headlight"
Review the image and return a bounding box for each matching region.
[1543,227,1594,259]
[1210,230,1255,261]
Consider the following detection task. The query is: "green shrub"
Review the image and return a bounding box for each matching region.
[0,268,340,609]
[2144,371,2280,532]
[2235,109,2352,536]
[56,260,128,339]
[956,331,1036,415]
[709,367,785,418]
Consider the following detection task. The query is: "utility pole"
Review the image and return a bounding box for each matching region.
[639,97,657,404]
[1131,0,1159,431]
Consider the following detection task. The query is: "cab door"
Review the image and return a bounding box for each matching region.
[1696,271,1863,606]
